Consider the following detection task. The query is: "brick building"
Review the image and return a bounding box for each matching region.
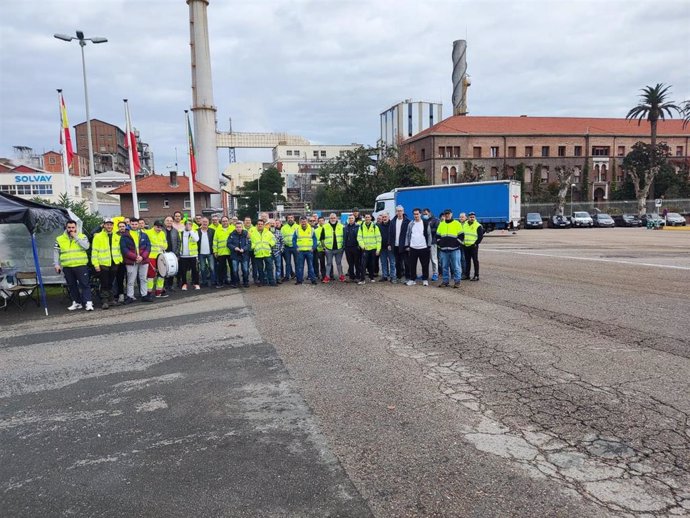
[74,119,128,175]
[401,116,690,201]
[108,172,219,220]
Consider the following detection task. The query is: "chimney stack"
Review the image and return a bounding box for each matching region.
[170,170,178,187]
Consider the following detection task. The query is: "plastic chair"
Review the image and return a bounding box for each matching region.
[2,271,40,309]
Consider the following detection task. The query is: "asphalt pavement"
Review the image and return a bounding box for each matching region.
[1,227,689,517]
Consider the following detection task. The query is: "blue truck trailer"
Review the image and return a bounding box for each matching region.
[372,180,521,231]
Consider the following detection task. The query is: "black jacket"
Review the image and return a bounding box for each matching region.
[388,215,410,248]
[377,221,391,248]
[343,223,360,249]
[197,227,215,254]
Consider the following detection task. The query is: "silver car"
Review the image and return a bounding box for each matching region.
[571,211,594,228]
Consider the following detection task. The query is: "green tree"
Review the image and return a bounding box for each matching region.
[626,83,680,148]
[581,162,589,201]
[315,145,425,211]
[237,167,285,219]
[622,142,670,214]
[682,99,690,128]
[553,166,575,215]
[514,163,525,197]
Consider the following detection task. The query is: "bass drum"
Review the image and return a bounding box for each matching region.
[157,252,179,278]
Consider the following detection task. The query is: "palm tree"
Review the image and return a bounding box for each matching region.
[626,83,680,147]
[681,99,690,129]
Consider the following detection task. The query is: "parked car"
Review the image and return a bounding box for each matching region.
[592,213,615,228]
[665,212,687,226]
[548,214,571,228]
[571,211,594,227]
[613,214,642,227]
[640,213,666,228]
[525,213,544,229]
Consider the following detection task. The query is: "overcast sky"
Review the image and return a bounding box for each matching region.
[1,0,688,174]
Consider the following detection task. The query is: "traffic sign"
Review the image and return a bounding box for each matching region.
[655,198,662,208]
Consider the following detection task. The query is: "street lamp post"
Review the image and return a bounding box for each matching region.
[54,31,107,212]
[570,183,577,217]
[273,192,278,210]
[256,168,263,216]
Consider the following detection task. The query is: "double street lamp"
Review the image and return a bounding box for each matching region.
[54,31,108,212]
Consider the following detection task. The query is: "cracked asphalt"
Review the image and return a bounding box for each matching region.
[1,227,688,517]
[249,228,689,517]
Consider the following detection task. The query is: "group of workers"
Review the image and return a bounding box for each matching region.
[53,206,483,311]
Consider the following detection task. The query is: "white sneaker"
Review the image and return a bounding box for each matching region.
[85,301,94,311]
[405,280,416,286]
[370,278,376,283]
[422,280,429,286]
[357,280,365,285]
[67,302,82,311]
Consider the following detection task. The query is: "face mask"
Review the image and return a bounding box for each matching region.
[422,215,429,221]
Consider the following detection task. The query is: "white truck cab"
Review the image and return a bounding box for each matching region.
[373,191,395,220]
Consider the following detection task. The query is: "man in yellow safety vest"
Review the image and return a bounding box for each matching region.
[356,214,381,284]
[91,218,122,309]
[292,216,318,285]
[251,219,277,286]
[54,219,93,311]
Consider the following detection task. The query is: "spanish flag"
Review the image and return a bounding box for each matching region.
[59,91,74,166]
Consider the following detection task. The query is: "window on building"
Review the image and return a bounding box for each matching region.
[573,167,581,182]
[441,166,449,183]
[453,146,460,158]
[320,150,327,157]
[541,168,549,183]
[449,166,457,183]
[312,151,318,158]
[310,174,318,181]
[421,148,426,160]
[592,146,610,156]
[183,198,191,209]
[677,146,684,157]
[558,146,566,157]
[32,184,53,195]
[617,146,626,156]
[490,167,499,180]
[48,156,57,164]
[541,146,550,157]
[286,150,293,156]
[16,185,32,195]
[508,146,516,158]
[139,199,149,211]
[525,146,533,157]
[74,186,79,196]
[439,147,446,158]
[293,150,300,156]
[524,168,533,183]
[473,147,482,158]
[574,145,582,157]
[0,185,16,195]
[490,146,499,158]
[163,198,170,208]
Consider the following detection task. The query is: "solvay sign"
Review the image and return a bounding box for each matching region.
[14,175,53,183]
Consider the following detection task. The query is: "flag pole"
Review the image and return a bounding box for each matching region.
[124,99,139,218]
[57,89,71,199]
[185,110,196,218]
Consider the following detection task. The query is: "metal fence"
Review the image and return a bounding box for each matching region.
[521,198,690,217]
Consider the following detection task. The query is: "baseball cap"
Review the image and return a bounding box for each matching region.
[468,211,476,216]
[103,218,114,224]
[443,209,452,214]
[154,220,164,227]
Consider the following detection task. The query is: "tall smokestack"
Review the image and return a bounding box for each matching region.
[452,40,470,116]
[187,0,220,205]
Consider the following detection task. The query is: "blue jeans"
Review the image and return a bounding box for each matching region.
[296,250,316,282]
[459,247,466,276]
[256,255,276,285]
[231,255,250,286]
[439,249,462,284]
[198,253,216,286]
[283,247,296,279]
[380,248,396,280]
[273,253,282,280]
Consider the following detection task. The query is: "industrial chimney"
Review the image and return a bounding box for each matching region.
[452,40,471,116]
[187,0,220,205]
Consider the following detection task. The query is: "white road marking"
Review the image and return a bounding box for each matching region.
[483,249,690,270]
